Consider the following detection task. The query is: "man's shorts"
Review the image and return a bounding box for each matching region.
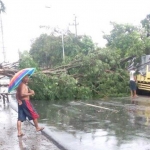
[18,100,39,122]
[129,80,136,91]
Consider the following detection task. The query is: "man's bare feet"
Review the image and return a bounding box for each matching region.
[36,127,44,132]
[18,133,25,137]
[133,95,138,98]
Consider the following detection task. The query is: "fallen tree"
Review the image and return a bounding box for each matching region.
[0,61,19,78]
[0,50,134,100]
[27,49,133,100]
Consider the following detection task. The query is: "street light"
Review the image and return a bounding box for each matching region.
[44,6,65,61]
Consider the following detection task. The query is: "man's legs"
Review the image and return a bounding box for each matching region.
[133,81,138,98]
[130,90,135,104]
[130,90,133,98]
[17,104,25,137]
[17,120,24,136]
[130,81,138,98]
[33,119,44,131]
[130,81,133,98]
[133,90,138,98]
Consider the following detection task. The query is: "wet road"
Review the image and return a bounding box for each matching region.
[0,100,60,150]
[32,96,150,150]
[1,90,150,150]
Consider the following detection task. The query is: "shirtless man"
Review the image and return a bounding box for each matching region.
[16,75,44,137]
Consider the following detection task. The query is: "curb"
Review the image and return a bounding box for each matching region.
[9,101,68,150]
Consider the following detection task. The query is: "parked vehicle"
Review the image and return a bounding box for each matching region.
[136,55,150,94]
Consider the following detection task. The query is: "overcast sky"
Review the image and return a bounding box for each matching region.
[1,0,150,62]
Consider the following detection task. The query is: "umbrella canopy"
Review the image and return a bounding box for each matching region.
[8,68,36,93]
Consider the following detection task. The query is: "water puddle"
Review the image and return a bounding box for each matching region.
[27,97,150,150]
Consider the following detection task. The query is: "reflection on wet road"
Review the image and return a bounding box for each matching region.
[33,97,150,150]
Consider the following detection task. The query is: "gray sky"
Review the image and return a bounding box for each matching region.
[1,0,150,62]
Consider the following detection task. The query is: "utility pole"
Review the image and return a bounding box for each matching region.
[69,14,79,37]
[0,11,5,62]
[40,26,66,61]
[55,28,67,61]
[61,32,65,60]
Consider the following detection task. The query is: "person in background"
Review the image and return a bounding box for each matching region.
[129,68,138,98]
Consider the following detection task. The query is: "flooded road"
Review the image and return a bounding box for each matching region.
[2,77,150,149]
[30,97,150,150]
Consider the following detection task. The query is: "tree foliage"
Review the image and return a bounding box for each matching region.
[21,48,129,100]
[103,22,144,57]
[30,33,95,68]
[19,13,150,100]
[141,14,150,37]
[0,0,5,13]
[19,51,39,69]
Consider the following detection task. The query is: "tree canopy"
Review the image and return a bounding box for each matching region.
[6,13,150,100]
[0,0,5,13]
[29,32,95,68]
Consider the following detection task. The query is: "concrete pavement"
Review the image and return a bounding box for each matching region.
[0,102,60,150]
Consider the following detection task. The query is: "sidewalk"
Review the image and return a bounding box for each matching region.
[0,102,60,150]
